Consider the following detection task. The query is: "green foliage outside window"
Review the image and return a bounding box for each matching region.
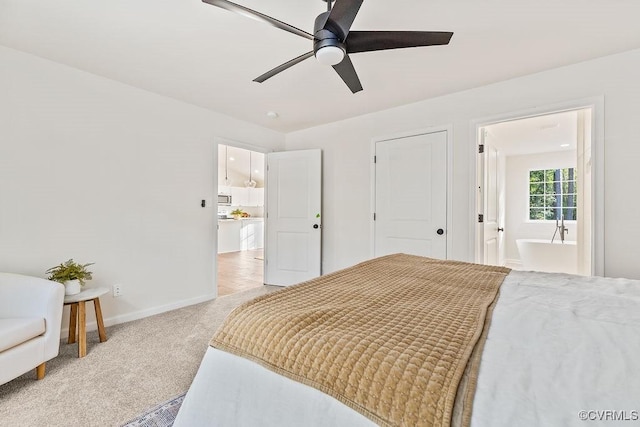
[529,168,577,220]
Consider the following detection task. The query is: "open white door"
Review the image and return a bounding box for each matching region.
[374,131,448,259]
[265,149,322,286]
[479,130,505,266]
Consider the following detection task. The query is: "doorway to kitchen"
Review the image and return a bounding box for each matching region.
[217,143,265,296]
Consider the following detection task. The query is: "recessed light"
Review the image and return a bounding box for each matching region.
[229,157,235,161]
[254,169,260,174]
[266,111,279,119]
[560,144,570,148]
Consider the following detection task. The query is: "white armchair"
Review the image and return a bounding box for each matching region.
[0,273,65,385]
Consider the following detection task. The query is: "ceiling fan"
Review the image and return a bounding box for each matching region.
[202,0,453,93]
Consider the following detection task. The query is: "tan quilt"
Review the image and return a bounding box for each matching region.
[210,254,510,426]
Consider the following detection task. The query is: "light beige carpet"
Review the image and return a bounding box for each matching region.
[0,285,281,427]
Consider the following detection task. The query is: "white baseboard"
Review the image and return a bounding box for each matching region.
[504,259,523,269]
[60,292,217,338]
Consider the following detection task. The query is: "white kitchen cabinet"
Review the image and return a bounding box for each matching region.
[217,220,242,253]
[240,219,264,250]
[248,188,265,207]
[218,219,264,253]
[230,187,248,206]
[229,187,264,207]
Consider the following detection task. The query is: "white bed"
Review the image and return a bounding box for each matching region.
[175,270,640,427]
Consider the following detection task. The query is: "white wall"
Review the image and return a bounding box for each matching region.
[0,46,284,329]
[285,48,640,279]
[503,151,576,264]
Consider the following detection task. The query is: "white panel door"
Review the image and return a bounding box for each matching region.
[480,135,505,267]
[374,131,448,259]
[483,143,500,265]
[265,149,321,286]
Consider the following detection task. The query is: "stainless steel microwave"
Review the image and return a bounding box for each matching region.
[217,194,232,205]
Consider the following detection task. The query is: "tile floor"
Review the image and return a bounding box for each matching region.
[217,249,264,296]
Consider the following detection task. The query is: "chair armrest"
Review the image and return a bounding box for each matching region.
[0,273,64,318]
[0,273,65,359]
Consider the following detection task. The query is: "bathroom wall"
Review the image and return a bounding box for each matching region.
[504,150,577,266]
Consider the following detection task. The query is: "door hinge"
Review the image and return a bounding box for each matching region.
[373,155,377,163]
[478,144,484,154]
[478,214,484,223]
[373,212,376,221]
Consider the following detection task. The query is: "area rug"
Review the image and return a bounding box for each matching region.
[121,393,186,427]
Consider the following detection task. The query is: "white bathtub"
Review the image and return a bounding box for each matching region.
[516,239,577,274]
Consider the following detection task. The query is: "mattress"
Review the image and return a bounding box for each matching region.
[174,269,640,427]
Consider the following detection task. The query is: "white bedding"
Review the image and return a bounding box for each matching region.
[175,270,640,427]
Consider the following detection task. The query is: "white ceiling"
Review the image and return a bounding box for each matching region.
[218,144,265,187]
[485,110,579,157]
[1,0,640,133]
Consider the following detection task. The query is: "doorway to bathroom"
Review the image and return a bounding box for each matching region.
[474,104,601,276]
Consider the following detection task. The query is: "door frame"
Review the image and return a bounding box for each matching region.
[369,125,454,259]
[469,96,605,276]
[213,137,272,297]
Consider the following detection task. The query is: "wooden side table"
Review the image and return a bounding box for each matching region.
[64,287,109,358]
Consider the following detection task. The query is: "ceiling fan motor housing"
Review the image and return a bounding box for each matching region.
[313,11,345,57]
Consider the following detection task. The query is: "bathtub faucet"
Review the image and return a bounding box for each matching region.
[551,215,568,243]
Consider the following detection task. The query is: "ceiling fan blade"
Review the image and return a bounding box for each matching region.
[202,0,314,40]
[332,54,363,93]
[324,0,364,40]
[346,31,453,54]
[253,51,315,83]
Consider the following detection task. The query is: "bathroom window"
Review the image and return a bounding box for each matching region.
[529,168,577,221]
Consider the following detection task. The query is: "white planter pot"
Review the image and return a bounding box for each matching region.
[64,279,81,296]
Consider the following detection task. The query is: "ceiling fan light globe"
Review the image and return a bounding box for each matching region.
[315,46,345,66]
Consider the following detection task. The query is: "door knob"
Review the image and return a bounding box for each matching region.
[313,224,320,229]
[498,227,504,232]
[436,228,444,235]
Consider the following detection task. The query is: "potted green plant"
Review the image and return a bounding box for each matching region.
[46,259,94,296]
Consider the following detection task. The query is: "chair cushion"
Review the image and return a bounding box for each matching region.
[0,318,46,352]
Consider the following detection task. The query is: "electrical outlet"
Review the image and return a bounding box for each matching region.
[112,284,122,297]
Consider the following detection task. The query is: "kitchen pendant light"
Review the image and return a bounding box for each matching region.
[223,146,231,187]
[244,151,257,188]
